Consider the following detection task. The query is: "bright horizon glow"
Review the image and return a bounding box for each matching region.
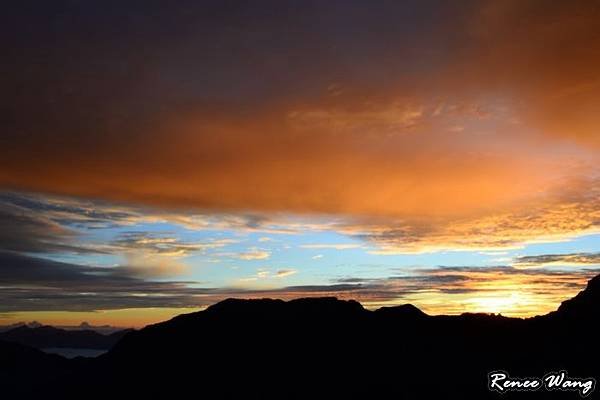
[0,285,584,328]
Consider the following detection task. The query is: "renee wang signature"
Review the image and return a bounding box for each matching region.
[488,370,596,397]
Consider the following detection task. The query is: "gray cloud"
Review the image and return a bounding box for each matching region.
[0,192,139,230]
[0,191,322,252]
[0,198,79,254]
[514,252,600,267]
[0,251,212,312]
[0,192,142,255]
[0,191,269,267]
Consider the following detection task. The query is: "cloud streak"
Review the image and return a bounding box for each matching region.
[514,252,600,267]
[111,232,235,257]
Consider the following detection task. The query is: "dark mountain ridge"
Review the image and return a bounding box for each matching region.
[4,275,600,399]
[551,274,600,319]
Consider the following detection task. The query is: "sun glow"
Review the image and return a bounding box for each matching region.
[466,292,533,315]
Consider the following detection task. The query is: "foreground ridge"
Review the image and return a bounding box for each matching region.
[3,274,600,399]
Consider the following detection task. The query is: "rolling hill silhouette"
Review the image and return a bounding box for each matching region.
[4,274,600,399]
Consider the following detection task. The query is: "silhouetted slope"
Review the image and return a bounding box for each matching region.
[0,325,131,350]
[553,274,600,319]
[6,275,600,399]
[94,294,598,398]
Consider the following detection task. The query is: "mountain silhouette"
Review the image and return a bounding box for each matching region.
[0,325,130,350]
[374,302,428,319]
[4,275,600,399]
[551,274,600,320]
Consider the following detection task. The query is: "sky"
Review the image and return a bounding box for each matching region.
[1,0,600,327]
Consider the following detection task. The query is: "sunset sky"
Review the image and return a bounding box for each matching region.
[2,0,600,327]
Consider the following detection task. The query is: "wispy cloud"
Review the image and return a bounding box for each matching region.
[238,268,297,282]
[275,269,297,278]
[112,232,235,257]
[300,244,362,250]
[235,248,271,261]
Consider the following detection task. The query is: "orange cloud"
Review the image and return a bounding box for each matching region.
[2,0,600,254]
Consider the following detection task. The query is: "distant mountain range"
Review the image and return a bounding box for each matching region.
[0,320,43,332]
[0,321,125,334]
[3,274,600,399]
[0,325,131,350]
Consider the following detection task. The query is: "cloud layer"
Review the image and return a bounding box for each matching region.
[1,1,599,227]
